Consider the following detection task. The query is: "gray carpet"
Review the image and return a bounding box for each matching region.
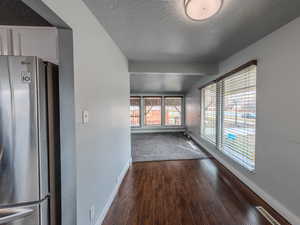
[132,133,209,162]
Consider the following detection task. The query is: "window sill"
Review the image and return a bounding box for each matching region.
[131,126,186,134]
[189,133,256,174]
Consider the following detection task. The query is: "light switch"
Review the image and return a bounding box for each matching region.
[82,110,89,124]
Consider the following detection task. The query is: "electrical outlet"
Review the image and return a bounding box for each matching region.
[90,206,95,224]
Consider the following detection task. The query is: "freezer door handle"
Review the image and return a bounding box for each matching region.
[0,207,34,224]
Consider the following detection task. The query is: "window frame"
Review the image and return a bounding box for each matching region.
[200,83,217,145]
[164,96,184,127]
[130,94,185,129]
[143,96,163,127]
[130,96,141,128]
[199,60,257,172]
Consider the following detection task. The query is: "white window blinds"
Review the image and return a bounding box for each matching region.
[200,61,257,171]
[219,65,257,171]
[201,83,217,144]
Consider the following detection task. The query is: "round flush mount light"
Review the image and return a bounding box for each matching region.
[184,0,223,21]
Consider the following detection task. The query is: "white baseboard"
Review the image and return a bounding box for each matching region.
[95,159,131,225]
[188,132,300,225]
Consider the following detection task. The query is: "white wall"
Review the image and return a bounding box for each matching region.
[186,17,300,224]
[41,1,131,225]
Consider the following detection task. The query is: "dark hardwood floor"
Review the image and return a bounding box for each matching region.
[102,159,290,225]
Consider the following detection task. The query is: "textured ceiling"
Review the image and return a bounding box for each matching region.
[0,0,51,26]
[130,74,203,93]
[83,0,300,63]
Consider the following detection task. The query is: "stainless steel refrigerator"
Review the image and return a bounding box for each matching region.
[0,56,50,225]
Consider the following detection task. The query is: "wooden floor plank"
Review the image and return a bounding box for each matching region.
[102,159,290,225]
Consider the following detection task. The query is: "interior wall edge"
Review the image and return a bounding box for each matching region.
[22,0,70,28]
[187,131,300,225]
[40,1,132,225]
[56,28,77,225]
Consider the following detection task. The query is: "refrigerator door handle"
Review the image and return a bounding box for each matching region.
[0,207,34,224]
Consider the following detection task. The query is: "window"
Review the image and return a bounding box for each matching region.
[130,97,141,127]
[144,97,162,126]
[200,61,257,171]
[165,97,183,126]
[130,95,185,128]
[220,65,256,171]
[201,83,217,144]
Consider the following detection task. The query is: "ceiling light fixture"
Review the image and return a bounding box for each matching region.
[184,0,223,21]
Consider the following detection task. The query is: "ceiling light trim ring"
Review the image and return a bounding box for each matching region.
[184,0,224,22]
